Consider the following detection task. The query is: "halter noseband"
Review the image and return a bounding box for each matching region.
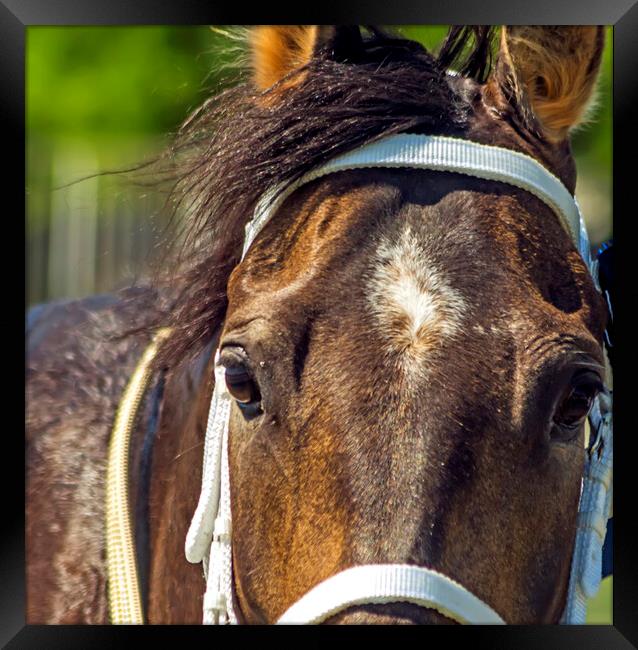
[184,133,613,625]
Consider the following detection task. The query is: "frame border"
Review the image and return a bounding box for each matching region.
[9,1,638,647]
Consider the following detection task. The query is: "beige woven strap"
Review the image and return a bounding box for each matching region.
[105,328,171,624]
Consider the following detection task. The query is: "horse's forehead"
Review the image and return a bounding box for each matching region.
[229,169,601,351]
[367,224,468,363]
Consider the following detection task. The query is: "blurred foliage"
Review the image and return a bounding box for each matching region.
[586,576,612,624]
[27,26,227,135]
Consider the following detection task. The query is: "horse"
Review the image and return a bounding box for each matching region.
[26,25,611,624]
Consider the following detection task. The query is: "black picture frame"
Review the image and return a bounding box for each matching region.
[7,1,638,647]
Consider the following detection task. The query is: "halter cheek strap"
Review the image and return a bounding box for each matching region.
[185,133,612,626]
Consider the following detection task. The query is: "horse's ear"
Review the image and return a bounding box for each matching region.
[249,26,362,91]
[488,26,605,143]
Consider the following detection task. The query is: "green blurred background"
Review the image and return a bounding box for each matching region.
[25,26,612,623]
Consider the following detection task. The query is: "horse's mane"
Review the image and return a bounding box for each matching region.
[148,26,497,368]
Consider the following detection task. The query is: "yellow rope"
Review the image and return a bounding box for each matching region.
[105,327,172,624]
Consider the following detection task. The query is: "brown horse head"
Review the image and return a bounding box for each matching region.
[190,26,608,624]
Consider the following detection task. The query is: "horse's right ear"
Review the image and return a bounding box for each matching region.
[486,26,605,143]
[249,26,363,91]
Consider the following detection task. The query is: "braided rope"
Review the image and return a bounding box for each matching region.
[105,328,171,624]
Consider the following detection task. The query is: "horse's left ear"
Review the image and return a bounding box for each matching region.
[487,26,605,143]
[249,26,363,91]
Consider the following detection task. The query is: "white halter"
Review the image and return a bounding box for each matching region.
[185,133,613,625]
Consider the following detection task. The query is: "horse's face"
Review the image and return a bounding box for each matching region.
[218,26,607,624]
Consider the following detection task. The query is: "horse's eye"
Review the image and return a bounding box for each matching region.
[224,364,262,416]
[552,371,602,436]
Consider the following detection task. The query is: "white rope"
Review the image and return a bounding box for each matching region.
[187,133,612,625]
[185,353,237,624]
[184,353,228,564]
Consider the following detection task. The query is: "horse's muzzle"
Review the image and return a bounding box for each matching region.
[323,603,458,625]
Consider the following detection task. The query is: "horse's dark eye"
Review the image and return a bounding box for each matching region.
[222,362,263,419]
[224,365,261,403]
[552,371,602,435]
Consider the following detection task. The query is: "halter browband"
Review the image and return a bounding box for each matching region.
[244,134,584,258]
[182,133,612,625]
